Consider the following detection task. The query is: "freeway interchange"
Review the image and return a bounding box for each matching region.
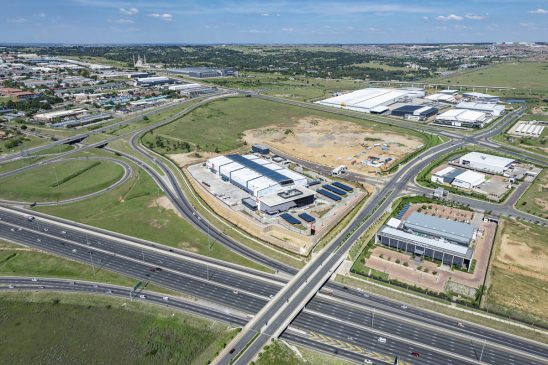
[0,92,547,365]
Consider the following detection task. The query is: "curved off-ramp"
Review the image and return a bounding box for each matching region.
[0,157,132,207]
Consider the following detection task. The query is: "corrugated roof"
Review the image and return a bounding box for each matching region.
[227,154,293,185]
[404,211,474,245]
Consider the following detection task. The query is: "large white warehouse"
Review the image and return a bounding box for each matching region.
[458,152,514,175]
[435,109,488,128]
[316,88,418,113]
[456,102,505,117]
[207,154,308,197]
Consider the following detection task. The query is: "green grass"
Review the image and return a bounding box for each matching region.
[0,292,234,365]
[484,219,548,327]
[432,62,548,90]
[516,169,548,219]
[254,340,354,365]
[143,96,429,155]
[0,134,46,154]
[37,163,268,271]
[0,159,124,202]
[0,156,45,174]
[31,143,74,156]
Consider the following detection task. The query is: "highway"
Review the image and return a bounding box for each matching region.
[1,206,546,365]
[1,91,547,364]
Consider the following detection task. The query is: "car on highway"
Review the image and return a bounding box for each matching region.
[364,359,372,364]
[31,278,38,282]
[377,337,386,344]
[71,249,77,253]
[162,296,169,301]
[61,230,66,235]
[10,228,15,232]
[139,294,146,299]
[27,216,35,222]
[43,228,48,232]
[411,352,420,358]
[232,290,239,294]
[8,285,14,289]
[401,305,408,309]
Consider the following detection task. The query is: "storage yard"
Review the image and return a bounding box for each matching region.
[243,117,422,175]
[509,120,546,138]
[187,151,366,255]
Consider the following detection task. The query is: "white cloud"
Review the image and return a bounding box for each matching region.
[110,18,134,24]
[9,17,27,24]
[465,14,485,20]
[38,13,46,18]
[436,14,463,21]
[281,27,294,32]
[148,13,173,21]
[435,26,448,30]
[455,25,472,30]
[240,29,271,33]
[423,16,429,20]
[120,7,139,15]
[261,13,270,16]
[529,8,547,14]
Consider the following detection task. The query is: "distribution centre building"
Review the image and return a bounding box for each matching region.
[457,152,514,175]
[375,211,475,269]
[391,105,438,120]
[435,109,488,128]
[315,88,418,113]
[456,102,505,117]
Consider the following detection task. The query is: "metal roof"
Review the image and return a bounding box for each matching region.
[380,226,472,258]
[227,154,293,185]
[404,211,474,245]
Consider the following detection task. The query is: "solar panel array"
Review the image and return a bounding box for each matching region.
[298,213,316,223]
[317,189,341,201]
[322,184,347,196]
[332,181,353,192]
[227,154,293,185]
[280,213,300,225]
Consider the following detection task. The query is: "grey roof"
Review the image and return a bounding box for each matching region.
[404,211,474,245]
[379,226,473,258]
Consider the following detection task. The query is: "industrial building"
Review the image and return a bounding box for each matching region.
[391,105,438,120]
[168,83,216,96]
[134,76,176,87]
[511,121,546,138]
[435,109,488,128]
[463,92,500,103]
[51,113,111,128]
[168,67,236,78]
[316,88,421,113]
[425,93,457,103]
[34,108,86,122]
[206,154,314,214]
[431,166,486,189]
[457,152,514,175]
[376,211,475,269]
[456,102,505,117]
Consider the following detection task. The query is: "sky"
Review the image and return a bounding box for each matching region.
[1,0,547,44]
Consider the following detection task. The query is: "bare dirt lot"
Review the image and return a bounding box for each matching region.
[243,117,422,176]
[168,151,218,168]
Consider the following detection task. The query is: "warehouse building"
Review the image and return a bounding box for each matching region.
[168,67,236,78]
[134,76,176,87]
[391,105,438,120]
[431,166,486,189]
[375,211,475,269]
[435,109,488,128]
[316,88,418,113]
[34,108,86,122]
[463,92,499,103]
[456,102,505,117]
[207,154,308,197]
[457,152,514,175]
[425,93,457,103]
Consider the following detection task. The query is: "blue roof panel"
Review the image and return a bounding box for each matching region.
[298,213,316,223]
[227,154,293,185]
[317,189,341,201]
[322,184,347,196]
[332,181,354,192]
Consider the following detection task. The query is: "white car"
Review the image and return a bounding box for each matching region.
[139,294,146,299]
[8,285,14,289]
[61,231,67,235]
[72,249,77,253]
[31,278,38,282]
[364,360,373,364]
[232,290,239,294]
[377,337,386,344]
[401,305,408,309]
[162,296,169,301]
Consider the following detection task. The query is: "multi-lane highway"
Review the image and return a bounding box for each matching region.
[1,206,546,365]
[1,89,547,364]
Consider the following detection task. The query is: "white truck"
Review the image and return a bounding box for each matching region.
[332,165,347,176]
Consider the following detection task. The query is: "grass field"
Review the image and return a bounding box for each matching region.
[433,62,548,90]
[31,143,75,156]
[0,292,234,365]
[516,169,547,219]
[0,134,46,154]
[0,159,124,202]
[204,73,367,102]
[143,96,428,155]
[0,156,45,174]
[37,164,267,271]
[254,340,353,365]
[483,219,548,327]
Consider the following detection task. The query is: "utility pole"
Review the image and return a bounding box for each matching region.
[89,251,95,276]
[371,309,375,328]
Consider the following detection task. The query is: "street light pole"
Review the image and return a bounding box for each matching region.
[479,338,486,363]
[89,251,95,276]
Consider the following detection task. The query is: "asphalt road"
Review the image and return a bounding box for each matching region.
[1,208,546,365]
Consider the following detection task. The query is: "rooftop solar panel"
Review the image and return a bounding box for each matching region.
[280,213,300,225]
[322,184,347,196]
[298,213,316,223]
[332,181,353,192]
[227,154,293,185]
[317,189,341,201]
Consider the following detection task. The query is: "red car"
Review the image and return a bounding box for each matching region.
[411,352,421,358]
